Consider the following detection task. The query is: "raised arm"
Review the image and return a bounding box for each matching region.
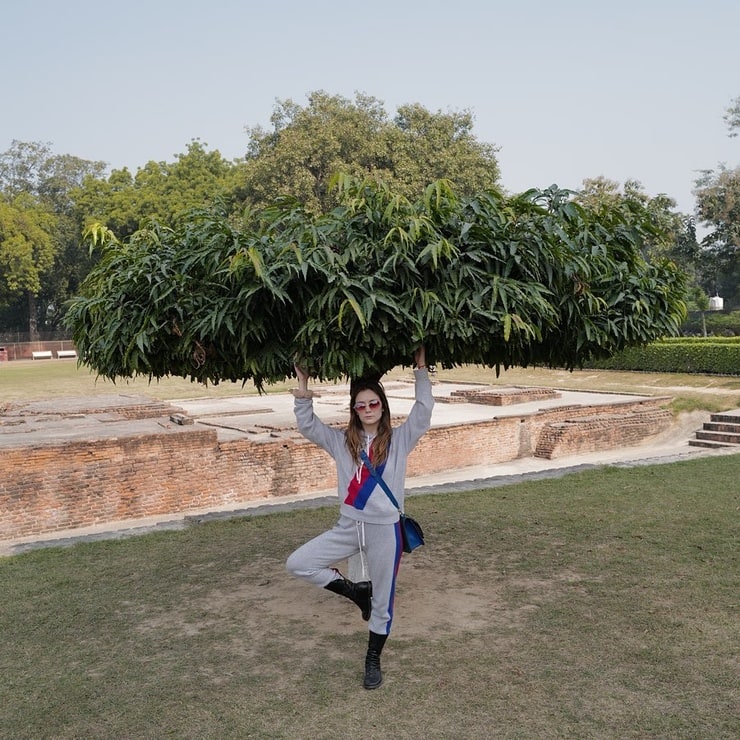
[393,345,434,451]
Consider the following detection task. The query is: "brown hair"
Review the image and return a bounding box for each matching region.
[345,377,392,466]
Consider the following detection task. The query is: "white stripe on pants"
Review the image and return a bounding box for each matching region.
[286,515,403,635]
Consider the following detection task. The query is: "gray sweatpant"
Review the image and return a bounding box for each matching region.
[286,515,403,635]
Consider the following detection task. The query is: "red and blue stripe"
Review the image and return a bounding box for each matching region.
[344,457,387,510]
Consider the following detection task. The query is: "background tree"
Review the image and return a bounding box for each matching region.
[723,95,740,138]
[575,177,686,260]
[237,91,500,212]
[693,164,739,306]
[0,141,105,336]
[73,140,240,240]
[686,95,740,311]
[384,102,500,198]
[0,141,56,195]
[689,286,711,337]
[0,194,56,338]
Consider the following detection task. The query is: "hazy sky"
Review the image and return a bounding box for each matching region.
[3,0,738,216]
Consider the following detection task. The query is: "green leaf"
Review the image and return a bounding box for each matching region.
[503,313,512,342]
[338,291,367,331]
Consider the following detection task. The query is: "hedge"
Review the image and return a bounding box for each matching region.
[587,340,740,374]
[661,336,740,344]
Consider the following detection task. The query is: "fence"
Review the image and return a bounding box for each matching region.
[0,340,77,361]
[0,331,71,344]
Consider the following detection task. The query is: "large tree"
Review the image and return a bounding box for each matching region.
[0,194,56,338]
[237,91,500,212]
[65,176,686,388]
[576,177,687,260]
[686,95,740,309]
[693,164,740,305]
[0,140,106,335]
[73,140,240,240]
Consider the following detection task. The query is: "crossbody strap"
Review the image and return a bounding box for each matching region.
[359,450,402,512]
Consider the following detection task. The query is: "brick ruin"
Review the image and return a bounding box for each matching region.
[0,390,672,544]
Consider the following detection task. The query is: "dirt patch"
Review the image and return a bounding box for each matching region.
[131,556,593,649]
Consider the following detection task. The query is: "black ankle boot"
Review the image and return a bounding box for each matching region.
[324,575,372,621]
[363,631,387,690]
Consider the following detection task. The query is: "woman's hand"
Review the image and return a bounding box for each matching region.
[414,345,426,369]
[294,363,309,391]
[292,363,315,399]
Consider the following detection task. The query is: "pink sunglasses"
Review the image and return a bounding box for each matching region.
[353,399,382,411]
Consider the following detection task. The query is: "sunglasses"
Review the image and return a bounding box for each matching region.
[353,399,382,411]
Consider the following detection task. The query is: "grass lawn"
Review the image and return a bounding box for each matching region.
[2,359,739,413]
[1,455,738,739]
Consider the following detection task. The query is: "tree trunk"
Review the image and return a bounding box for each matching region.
[27,291,39,341]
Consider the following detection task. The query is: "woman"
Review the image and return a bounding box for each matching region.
[286,347,434,689]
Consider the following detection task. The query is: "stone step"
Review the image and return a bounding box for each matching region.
[711,410,740,424]
[694,430,740,445]
[688,439,733,449]
[703,422,740,434]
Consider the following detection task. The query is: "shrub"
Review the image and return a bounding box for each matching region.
[588,339,740,374]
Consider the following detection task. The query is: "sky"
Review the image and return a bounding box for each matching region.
[3,0,738,217]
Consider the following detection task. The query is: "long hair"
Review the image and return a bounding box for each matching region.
[345,376,392,466]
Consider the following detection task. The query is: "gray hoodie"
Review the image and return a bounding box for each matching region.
[293,369,434,524]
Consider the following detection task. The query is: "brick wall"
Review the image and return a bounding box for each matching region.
[0,429,220,539]
[535,407,673,459]
[0,399,671,543]
[450,387,560,405]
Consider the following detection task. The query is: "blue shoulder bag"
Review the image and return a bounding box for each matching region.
[360,450,425,553]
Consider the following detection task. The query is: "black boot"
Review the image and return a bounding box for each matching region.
[363,631,387,689]
[324,573,372,621]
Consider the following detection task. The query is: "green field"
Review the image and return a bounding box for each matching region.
[2,359,739,413]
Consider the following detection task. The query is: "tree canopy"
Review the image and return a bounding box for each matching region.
[693,164,740,304]
[0,194,56,306]
[0,140,106,336]
[6,90,735,341]
[73,140,240,239]
[237,91,500,212]
[65,176,686,388]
